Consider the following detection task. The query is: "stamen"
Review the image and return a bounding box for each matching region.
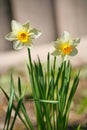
[17,30,29,43]
[61,44,72,55]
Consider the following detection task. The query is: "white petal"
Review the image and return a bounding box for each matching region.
[11,20,22,31]
[5,32,17,41]
[30,28,42,39]
[13,41,23,50]
[72,38,80,46]
[61,31,71,42]
[23,22,30,30]
[54,39,62,49]
[51,50,60,56]
[69,48,78,56]
[25,39,32,47]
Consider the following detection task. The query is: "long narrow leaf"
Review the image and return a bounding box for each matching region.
[14,93,34,130]
[10,97,23,130]
[0,86,29,129]
[18,77,22,97]
[4,75,14,130]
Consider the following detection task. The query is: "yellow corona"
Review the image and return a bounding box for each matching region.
[17,30,29,43]
[61,43,73,55]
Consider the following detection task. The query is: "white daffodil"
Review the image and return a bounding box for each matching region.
[52,31,80,58]
[5,20,41,50]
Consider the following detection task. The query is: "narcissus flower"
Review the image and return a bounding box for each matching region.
[5,20,41,50]
[52,31,80,59]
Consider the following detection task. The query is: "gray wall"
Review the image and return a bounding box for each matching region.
[0,0,87,51]
[0,0,12,51]
[54,0,87,37]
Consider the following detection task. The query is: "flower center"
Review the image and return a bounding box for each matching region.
[17,30,29,43]
[61,43,73,55]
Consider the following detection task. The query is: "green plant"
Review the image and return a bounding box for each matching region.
[0,75,34,130]
[0,20,81,130]
[27,48,80,130]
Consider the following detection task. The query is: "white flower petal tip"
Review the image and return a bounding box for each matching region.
[61,31,71,42]
[30,28,42,39]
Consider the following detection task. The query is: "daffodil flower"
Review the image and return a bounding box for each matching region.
[52,31,80,60]
[5,20,41,50]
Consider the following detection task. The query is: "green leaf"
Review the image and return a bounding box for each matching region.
[4,75,15,130]
[14,92,34,130]
[10,97,23,130]
[18,77,22,97]
[0,81,29,129]
[65,70,80,114]
[34,99,59,104]
[77,125,81,130]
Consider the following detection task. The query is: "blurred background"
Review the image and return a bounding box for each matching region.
[0,0,87,69]
[0,0,87,129]
[0,0,87,71]
[1,0,87,50]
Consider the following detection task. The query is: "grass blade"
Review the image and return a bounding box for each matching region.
[10,97,23,130]
[3,75,14,130]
